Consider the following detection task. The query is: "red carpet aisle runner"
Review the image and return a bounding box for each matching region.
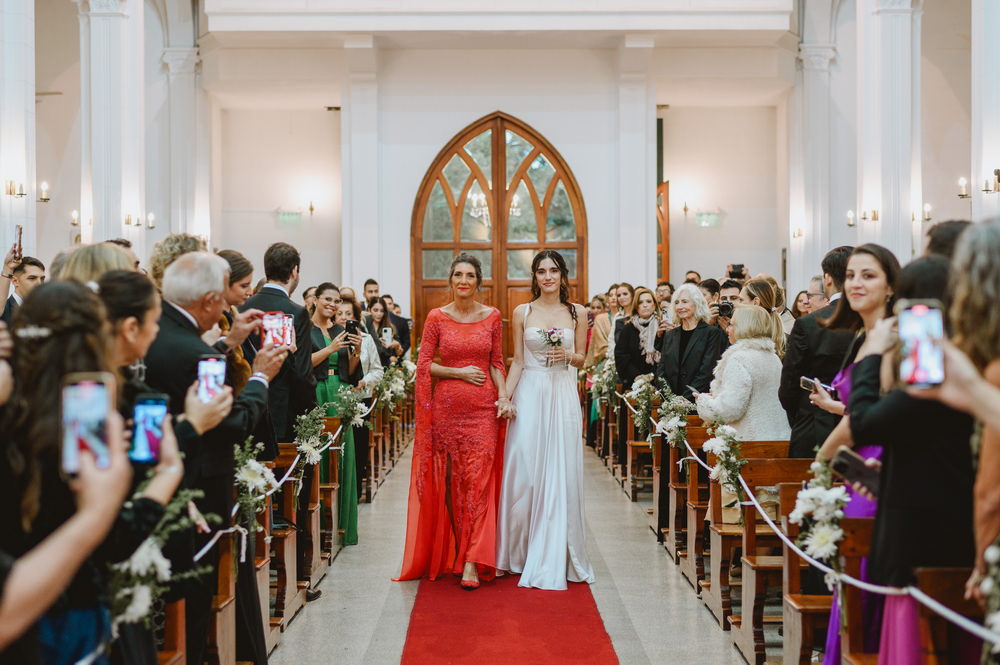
[401,575,619,665]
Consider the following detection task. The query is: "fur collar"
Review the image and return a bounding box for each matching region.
[729,337,777,354]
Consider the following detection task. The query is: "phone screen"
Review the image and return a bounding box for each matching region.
[261,312,284,347]
[282,315,295,347]
[898,304,945,387]
[197,357,227,403]
[131,396,167,463]
[62,380,110,474]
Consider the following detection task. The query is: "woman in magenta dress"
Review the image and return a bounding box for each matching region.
[396,253,510,589]
[812,244,900,664]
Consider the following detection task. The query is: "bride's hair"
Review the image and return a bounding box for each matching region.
[530,250,576,326]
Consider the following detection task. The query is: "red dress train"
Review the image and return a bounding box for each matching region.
[395,307,507,581]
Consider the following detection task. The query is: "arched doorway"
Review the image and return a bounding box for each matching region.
[410,112,588,357]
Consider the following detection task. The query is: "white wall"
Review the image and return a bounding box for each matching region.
[215,109,341,294]
[34,0,81,265]
[377,48,619,311]
[662,106,780,286]
[921,0,972,226]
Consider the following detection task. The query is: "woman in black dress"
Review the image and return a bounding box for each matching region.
[655,282,729,400]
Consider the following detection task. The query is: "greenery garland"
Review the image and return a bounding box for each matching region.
[234,438,279,533]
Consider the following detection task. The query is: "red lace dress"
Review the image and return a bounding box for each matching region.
[396,307,506,580]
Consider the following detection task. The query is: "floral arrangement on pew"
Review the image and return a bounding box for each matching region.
[234,437,280,533]
[400,358,417,390]
[294,403,330,467]
[623,373,659,440]
[980,539,1000,651]
[789,460,850,589]
[108,486,212,634]
[590,356,618,408]
[374,365,408,420]
[331,383,371,429]
[654,389,695,449]
[702,424,746,500]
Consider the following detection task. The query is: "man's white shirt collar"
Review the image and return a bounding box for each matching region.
[263,283,289,297]
[12,292,22,306]
[829,292,842,303]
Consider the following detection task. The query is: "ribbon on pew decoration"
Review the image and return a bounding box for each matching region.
[665,424,1000,648]
[193,524,249,564]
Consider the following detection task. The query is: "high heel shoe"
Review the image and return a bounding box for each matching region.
[460,579,480,590]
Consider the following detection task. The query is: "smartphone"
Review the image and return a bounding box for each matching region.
[197,355,226,403]
[830,446,880,498]
[61,372,115,475]
[729,263,744,279]
[717,301,734,319]
[282,315,295,347]
[345,319,359,337]
[800,376,834,393]
[380,327,393,346]
[261,311,284,347]
[131,393,168,464]
[895,299,945,388]
[14,224,23,259]
[686,384,700,396]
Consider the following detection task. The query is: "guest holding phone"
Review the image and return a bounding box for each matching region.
[369,296,403,366]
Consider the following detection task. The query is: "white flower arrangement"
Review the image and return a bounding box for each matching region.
[654,389,695,449]
[330,384,371,428]
[981,539,1000,653]
[624,374,659,440]
[234,438,280,532]
[590,356,618,406]
[789,460,851,589]
[703,425,745,499]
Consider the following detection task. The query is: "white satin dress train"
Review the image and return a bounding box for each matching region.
[496,310,595,590]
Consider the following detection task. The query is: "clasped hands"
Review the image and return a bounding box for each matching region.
[496,396,516,420]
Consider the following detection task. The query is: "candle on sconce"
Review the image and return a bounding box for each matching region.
[70,210,79,226]
[923,203,932,221]
[959,177,969,197]
[39,182,50,202]
[847,210,856,227]
[147,213,156,229]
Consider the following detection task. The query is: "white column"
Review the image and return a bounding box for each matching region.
[791,43,837,291]
[0,0,37,255]
[971,0,1000,222]
[162,47,200,235]
[856,0,922,259]
[340,35,378,288]
[616,35,656,287]
[76,0,145,246]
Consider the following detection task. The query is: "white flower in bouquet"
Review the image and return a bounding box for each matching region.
[297,437,323,465]
[803,524,844,561]
[117,538,172,582]
[709,464,729,483]
[986,544,1000,565]
[715,424,738,440]
[702,436,728,456]
[810,461,825,475]
[119,584,153,625]
[986,611,1000,653]
[237,459,277,493]
[656,415,683,436]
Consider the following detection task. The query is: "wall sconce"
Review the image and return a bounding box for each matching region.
[860,209,879,222]
[682,201,689,215]
[984,170,1000,194]
[792,228,804,239]
[70,210,79,226]
[958,177,970,199]
[922,203,932,222]
[847,210,856,227]
[4,181,26,197]
[38,182,50,202]
[308,201,315,216]
[146,213,156,229]
[124,214,134,227]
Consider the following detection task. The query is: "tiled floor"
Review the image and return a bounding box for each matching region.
[270,445,749,665]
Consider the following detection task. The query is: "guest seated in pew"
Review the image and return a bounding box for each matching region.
[811,243,901,665]
[832,256,977,665]
[695,304,789,522]
[655,283,729,400]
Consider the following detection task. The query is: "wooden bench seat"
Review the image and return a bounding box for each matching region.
[157,600,186,665]
[839,518,876,665]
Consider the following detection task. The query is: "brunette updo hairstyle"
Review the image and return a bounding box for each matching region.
[216,249,254,286]
[3,280,112,529]
[530,249,577,325]
[449,252,483,290]
[97,270,159,329]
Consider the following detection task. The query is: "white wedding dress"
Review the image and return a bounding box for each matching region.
[496,304,595,590]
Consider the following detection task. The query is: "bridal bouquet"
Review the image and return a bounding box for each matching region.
[538,328,564,367]
[702,424,746,500]
[789,460,850,589]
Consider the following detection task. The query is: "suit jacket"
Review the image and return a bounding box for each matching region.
[614,321,656,390]
[388,311,411,355]
[848,354,975,586]
[778,302,855,458]
[241,285,317,441]
[143,303,268,516]
[0,294,16,324]
[655,320,729,400]
[311,323,363,387]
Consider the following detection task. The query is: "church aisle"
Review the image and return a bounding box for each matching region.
[270,443,747,665]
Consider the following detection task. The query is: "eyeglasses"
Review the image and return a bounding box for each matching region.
[807,292,826,298]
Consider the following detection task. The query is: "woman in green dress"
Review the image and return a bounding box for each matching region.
[310,282,362,545]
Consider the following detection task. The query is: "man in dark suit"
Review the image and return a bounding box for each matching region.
[1,256,46,324]
[241,242,317,443]
[380,293,411,355]
[779,246,855,458]
[144,251,286,665]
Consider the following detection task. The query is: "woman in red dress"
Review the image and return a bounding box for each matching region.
[396,253,510,589]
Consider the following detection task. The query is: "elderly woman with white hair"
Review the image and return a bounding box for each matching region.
[655,282,729,399]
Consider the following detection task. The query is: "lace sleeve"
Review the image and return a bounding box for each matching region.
[489,310,506,375]
[413,311,440,498]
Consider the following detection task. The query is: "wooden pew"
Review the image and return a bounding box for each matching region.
[270,448,307,630]
[914,567,983,665]
[319,417,342,558]
[623,397,655,502]
[662,415,704,561]
[701,441,789,630]
[157,600,186,665]
[839,517,877,665]
[254,474,281,653]
[728,457,813,665]
[779,482,832,665]
[677,423,711,591]
[207,527,236,665]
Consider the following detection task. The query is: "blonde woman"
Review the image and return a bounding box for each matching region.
[695,305,790,441]
[655,283,728,399]
[148,233,206,288]
[58,243,134,283]
[738,278,787,357]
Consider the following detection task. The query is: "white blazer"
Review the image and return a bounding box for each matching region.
[358,332,384,399]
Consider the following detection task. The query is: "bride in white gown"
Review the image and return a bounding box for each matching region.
[496,250,596,590]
